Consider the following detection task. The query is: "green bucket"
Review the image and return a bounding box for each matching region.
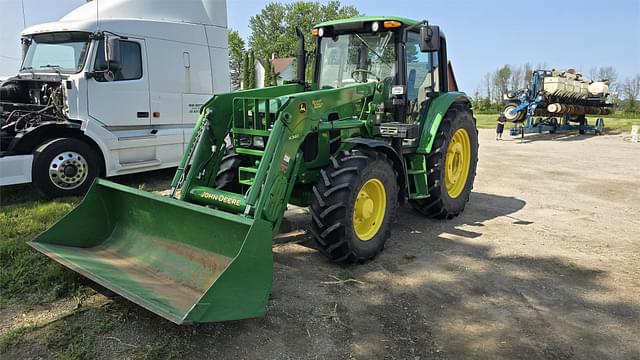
[29,179,273,324]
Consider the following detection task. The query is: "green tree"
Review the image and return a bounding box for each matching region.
[248,1,359,76]
[524,63,533,85]
[495,65,512,99]
[264,60,278,87]
[621,74,640,114]
[247,51,256,89]
[269,61,278,86]
[242,52,250,89]
[263,59,273,87]
[228,30,245,90]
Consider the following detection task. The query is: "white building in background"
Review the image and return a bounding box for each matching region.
[244,55,296,89]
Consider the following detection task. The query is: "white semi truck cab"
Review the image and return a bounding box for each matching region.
[0,0,230,197]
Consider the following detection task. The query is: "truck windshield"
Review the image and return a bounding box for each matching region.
[317,31,396,89]
[21,32,90,74]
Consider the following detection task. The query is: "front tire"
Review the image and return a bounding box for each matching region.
[310,149,398,263]
[32,138,101,199]
[410,104,478,219]
[214,147,250,193]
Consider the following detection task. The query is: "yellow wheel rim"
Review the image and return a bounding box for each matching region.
[353,178,386,241]
[445,128,471,198]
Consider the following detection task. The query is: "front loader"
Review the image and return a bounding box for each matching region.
[30,17,478,324]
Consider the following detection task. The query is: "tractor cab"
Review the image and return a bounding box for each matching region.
[311,17,454,126]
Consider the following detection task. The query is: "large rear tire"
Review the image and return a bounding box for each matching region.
[410,104,478,219]
[310,149,398,263]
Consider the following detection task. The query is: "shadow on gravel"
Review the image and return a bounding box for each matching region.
[4,188,637,359]
[506,131,604,144]
[264,192,637,359]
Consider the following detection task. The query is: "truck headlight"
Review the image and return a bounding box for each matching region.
[371,21,380,32]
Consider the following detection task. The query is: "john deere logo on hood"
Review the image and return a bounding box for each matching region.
[298,102,307,113]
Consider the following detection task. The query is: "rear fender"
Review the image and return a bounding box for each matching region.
[416,92,471,154]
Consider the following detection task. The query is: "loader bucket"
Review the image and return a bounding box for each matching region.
[29,179,273,324]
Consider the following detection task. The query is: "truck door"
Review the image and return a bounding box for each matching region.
[87,39,150,127]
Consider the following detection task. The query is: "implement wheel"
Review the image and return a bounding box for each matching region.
[310,149,398,262]
[502,103,525,122]
[410,104,478,219]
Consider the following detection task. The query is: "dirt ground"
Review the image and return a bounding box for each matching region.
[3,129,640,359]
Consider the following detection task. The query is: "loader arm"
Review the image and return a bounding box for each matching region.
[179,82,378,228]
[29,82,379,324]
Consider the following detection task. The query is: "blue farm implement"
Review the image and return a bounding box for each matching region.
[502,69,613,137]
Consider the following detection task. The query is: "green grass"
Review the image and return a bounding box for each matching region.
[1,311,98,359]
[56,338,96,360]
[125,344,182,360]
[0,327,28,352]
[0,198,83,306]
[93,318,114,334]
[42,318,96,360]
[474,113,640,132]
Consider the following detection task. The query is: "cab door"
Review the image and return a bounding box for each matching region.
[87,38,150,127]
[405,31,439,123]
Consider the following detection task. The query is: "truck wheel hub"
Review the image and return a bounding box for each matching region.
[49,152,88,190]
[353,179,386,241]
[63,165,78,177]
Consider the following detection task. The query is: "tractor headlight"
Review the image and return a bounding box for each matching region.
[317,27,324,37]
[252,136,265,149]
[371,21,380,32]
[238,135,251,147]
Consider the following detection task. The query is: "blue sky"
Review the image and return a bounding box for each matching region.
[1,0,639,93]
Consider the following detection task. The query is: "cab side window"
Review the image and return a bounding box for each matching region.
[94,40,142,82]
[405,32,439,105]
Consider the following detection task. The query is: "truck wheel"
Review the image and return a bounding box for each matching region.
[410,104,478,219]
[214,147,250,193]
[310,149,398,262]
[32,138,101,199]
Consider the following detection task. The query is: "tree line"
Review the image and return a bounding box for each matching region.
[226,2,640,116]
[228,1,359,90]
[473,64,640,115]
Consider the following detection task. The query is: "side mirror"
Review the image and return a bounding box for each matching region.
[105,36,121,70]
[21,38,31,60]
[419,25,440,52]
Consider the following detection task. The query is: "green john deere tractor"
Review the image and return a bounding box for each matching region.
[30,17,478,324]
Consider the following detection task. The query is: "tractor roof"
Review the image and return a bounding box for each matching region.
[314,16,420,28]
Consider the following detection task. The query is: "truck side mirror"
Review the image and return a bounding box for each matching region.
[419,25,440,52]
[105,36,121,71]
[21,38,31,60]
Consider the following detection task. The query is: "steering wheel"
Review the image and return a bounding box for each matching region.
[351,69,380,82]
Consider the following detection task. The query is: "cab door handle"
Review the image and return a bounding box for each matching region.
[137,112,149,118]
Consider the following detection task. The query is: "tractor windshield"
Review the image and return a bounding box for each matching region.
[317,31,396,88]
